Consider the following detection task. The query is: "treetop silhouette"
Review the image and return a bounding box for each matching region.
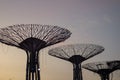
[0,24,71,80]
[49,43,104,80]
[82,60,120,80]
[0,24,71,50]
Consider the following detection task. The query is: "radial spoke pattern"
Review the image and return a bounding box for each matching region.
[0,24,71,80]
[82,60,120,80]
[49,44,104,80]
[0,24,71,49]
[49,44,104,61]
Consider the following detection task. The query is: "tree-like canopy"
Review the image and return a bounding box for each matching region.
[107,60,120,70]
[82,60,120,74]
[0,24,71,51]
[48,44,104,62]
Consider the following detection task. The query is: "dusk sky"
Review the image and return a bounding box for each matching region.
[0,0,120,80]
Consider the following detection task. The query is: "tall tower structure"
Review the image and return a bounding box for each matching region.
[82,60,120,80]
[0,24,71,80]
[48,44,104,80]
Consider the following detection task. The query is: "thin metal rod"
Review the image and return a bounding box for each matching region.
[37,53,40,80]
[26,51,29,80]
[32,72,34,80]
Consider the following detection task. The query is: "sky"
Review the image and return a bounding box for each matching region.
[0,0,120,80]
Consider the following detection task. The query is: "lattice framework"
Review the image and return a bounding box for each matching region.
[49,44,104,80]
[0,24,71,49]
[82,60,120,80]
[0,24,71,80]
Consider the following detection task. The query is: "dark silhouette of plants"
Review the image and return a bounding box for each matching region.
[48,44,104,80]
[82,60,120,80]
[0,24,71,80]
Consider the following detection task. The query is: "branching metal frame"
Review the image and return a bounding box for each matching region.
[82,60,120,80]
[0,24,71,80]
[48,44,104,80]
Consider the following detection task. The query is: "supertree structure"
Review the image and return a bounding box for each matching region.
[107,60,120,80]
[107,60,120,70]
[0,24,71,80]
[48,44,104,80]
[82,60,120,80]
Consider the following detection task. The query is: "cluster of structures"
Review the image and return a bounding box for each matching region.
[0,24,119,80]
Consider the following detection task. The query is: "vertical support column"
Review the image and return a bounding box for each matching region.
[106,74,110,80]
[100,74,109,80]
[37,53,40,80]
[73,63,82,80]
[26,51,40,80]
[26,51,30,80]
[100,75,106,80]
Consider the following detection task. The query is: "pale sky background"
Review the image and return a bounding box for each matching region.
[0,0,120,80]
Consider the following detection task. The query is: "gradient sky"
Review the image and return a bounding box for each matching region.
[0,0,120,80]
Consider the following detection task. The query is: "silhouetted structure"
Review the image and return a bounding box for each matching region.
[82,60,120,80]
[48,44,104,80]
[0,24,71,80]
